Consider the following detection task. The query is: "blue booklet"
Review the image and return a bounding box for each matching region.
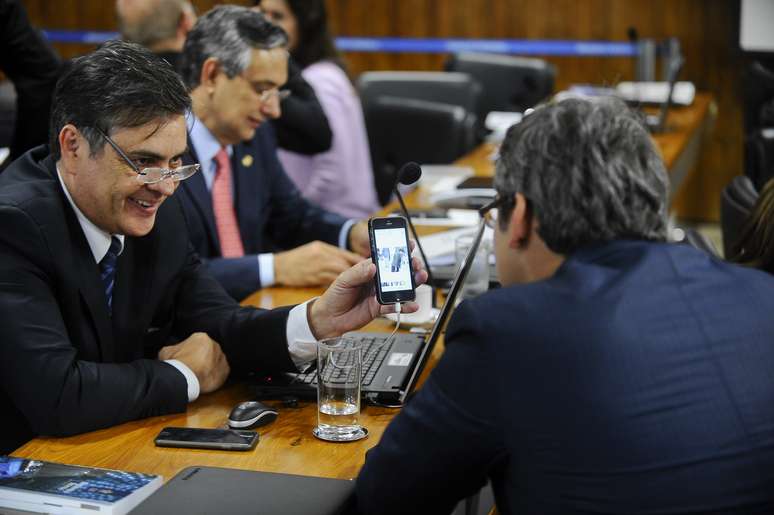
[0,456,162,514]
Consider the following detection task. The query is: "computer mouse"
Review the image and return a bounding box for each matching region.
[228,400,278,429]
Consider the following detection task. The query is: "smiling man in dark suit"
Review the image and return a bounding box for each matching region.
[0,39,424,455]
[176,6,369,301]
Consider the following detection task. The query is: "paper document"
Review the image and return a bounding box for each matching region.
[616,81,695,105]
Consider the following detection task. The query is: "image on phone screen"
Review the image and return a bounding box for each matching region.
[374,228,412,293]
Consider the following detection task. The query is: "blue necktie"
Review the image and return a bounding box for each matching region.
[99,236,121,313]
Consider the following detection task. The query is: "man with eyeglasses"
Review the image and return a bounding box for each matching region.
[356,98,774,514]
[0,39,425,455]
[174,6,368,301]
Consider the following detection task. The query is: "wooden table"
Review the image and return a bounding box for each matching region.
[452,92,715,205]
[11,93,713,482]
[11,286,444,481]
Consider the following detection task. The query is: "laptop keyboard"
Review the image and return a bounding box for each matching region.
[294,336,394,387]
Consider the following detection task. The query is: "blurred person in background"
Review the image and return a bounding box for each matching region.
[0,0,61,169]
[256,0,380,218]
[731,177,774,274]
[116,0,332,155]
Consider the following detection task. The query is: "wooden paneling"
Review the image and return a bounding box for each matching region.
[21,0,745,221]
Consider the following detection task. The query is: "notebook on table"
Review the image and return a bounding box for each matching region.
[131,466,354,515]
[0,456,161,515]
[250,219,488,407]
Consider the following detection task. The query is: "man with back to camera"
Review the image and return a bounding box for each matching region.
[115,0,333,155]
[174,6,371,301]
[356,98,774,514]
[0,39,425,455]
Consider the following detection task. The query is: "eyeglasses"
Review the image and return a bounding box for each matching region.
[95,127,200,184]
[258,88,291,104]
[478,193,515,228]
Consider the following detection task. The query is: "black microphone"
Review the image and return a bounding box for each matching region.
[393,162,437,294]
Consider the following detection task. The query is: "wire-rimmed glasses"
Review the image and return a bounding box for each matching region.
[95,127,200,184]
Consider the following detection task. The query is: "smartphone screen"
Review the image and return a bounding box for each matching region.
[154,427,258,451]
[369,217,416,304]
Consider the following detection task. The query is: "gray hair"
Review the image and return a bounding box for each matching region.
[117,0,193,48]
[494,97,669,254]
[180,5,288,90]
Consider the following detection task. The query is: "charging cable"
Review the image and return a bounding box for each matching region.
[388,302,401,342]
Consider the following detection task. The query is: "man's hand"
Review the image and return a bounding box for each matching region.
[307,252,428,340]
[348,220,370,256]
[158,333,230,394]
[274,241,362,287]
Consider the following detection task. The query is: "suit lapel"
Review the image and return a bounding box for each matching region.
[60,192,117,362]
[111,236,155,362]
[232,143,260,242]
[182,140,220,251]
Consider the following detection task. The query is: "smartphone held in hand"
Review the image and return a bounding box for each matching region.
[368,217,417,305]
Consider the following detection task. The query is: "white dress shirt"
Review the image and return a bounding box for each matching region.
[56,165,318,403]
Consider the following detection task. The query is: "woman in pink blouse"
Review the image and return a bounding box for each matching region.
[257,0,381,218]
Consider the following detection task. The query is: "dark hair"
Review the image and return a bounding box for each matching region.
[49,40,190,160]
[258,0,339,69]
[731,178,774,274]
[180,5,288,90]
[494,97,669,254]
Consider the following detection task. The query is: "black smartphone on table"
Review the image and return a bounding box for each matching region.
[154,427,259,451]
[368,216,417,305]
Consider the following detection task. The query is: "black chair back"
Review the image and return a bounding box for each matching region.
[363,95,473,206]
[721,175,759,257]
[445,52,556,119]
[357,71,483,143]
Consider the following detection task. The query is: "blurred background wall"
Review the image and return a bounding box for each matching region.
[21,0,746,222]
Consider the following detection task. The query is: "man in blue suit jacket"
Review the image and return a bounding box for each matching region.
[356,98,774,514]
[176,6,368,300]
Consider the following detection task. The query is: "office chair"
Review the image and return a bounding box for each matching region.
[742,61,774,134]
[744,127,774,191]
[363,95,475,205]
[720,175,759,258]
[0,81,16,149]
[357,71,483,143]
[445,52,556,119]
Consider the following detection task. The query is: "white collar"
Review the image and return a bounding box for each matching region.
[188,113,232,170]
[56,163,125,263]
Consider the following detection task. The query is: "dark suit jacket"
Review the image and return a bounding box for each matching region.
[0,0,61,163]
[0,146,298,454]
[357,240,774,515]
[179,124,347,300]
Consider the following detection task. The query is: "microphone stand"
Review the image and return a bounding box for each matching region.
[394,188,437,307]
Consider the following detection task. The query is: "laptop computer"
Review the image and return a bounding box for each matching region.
[131,466,354,515]
[250,219,488,407]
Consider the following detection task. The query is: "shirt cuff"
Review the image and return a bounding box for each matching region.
[258,253,275,287]
[338,219,357,250]
[286,300,318,370]
[165,359,200,402]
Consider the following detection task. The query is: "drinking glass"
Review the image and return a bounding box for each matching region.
[313,337,368,442]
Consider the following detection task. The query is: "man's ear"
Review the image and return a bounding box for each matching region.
[199,57,221,94]
[506,193,532,249]
[58,124,82,161]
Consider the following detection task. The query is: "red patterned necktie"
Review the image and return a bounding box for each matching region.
[212,148,245,257]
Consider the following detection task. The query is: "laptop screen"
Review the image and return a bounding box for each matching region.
[399,218,489,402]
